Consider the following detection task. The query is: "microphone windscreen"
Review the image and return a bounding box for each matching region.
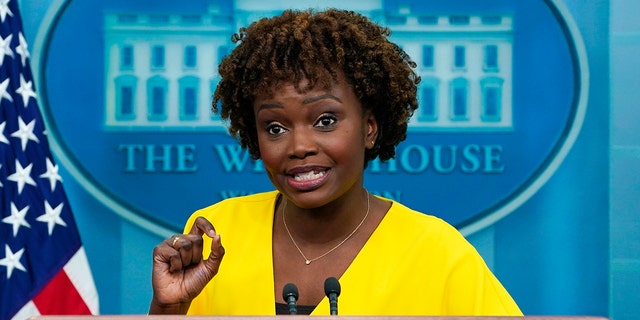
[324,277,341,296]
[283,282,299,300]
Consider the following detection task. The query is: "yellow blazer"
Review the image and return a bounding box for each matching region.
[185,191,522,316]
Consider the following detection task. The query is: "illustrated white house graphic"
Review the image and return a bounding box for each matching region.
[103,6,234,131]
[104,1,513,132]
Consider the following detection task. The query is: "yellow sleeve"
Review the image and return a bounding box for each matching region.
[442,239,522,315]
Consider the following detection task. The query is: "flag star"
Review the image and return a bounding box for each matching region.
[7,160,37,194]
[16,32,30,67]
[16,74,37,107]
[0,244,27,279]
[2,203,31,237]
[37,201,67,235]
[0,0,13,23]
[0,78,13,104]
[10,116,39,151]
[0,33,13,66]
[40,158,63,191]
[0,121,8,145]
[0,164,3,188]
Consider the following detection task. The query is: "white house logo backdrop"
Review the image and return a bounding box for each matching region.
[33,0,587,235]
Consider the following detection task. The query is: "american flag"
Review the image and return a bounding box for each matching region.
[0,0,99,319]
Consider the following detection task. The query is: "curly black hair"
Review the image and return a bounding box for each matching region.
[213,8,420,162]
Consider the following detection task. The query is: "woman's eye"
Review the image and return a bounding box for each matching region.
[315,114,337,128]
[265,123,287,136]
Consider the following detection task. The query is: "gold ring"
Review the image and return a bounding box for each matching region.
[171,236,180,247]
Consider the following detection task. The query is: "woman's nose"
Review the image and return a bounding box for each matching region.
[288,127,318,159]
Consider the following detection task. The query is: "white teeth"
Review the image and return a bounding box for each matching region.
[293,170,325,181]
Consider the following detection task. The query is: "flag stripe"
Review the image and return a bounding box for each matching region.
[63,247,100,314]
[11,301,40,320]
[32,267,92,315]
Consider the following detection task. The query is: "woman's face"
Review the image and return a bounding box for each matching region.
[253,76,377,209]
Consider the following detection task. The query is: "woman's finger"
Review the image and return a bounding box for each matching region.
[190,216,217,238]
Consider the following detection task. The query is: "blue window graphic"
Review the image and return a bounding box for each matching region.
[184,45,197,68]
[149,15,169,24]
[422,45,434,68]
[179,76,199,120]
[181,15,201,24]
[485,45,499,70]
[419,77,439,121]
[117,14,136,23]
[152,88,164,116]
[481,77,504,121]
[484,88,499,117]
[115,75,137,121]
[482,16,502,25]
[385,15,408,25]
[449,15,470,25]
[121,45,134,70]
[147,76,168,121]
[184,88,196,117]
[450,78,468,120]
[151,45,165,69]
[421,87,437,120]
[121,87,134,115]
[417,15,438,25]
[454,46,466,69]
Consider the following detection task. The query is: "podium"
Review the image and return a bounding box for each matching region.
[29,316,609,320]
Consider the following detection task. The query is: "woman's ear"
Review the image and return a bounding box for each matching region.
[365,112,378,150]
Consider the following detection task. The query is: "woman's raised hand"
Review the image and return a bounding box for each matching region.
[149,216,225,314]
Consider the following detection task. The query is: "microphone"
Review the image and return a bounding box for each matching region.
[324,277,341,315]
[282,283,299,315]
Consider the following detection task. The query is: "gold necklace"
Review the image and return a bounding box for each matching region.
[282,191,370,265]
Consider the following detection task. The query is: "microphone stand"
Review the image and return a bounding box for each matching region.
[282,283,299,315]
[324,277,341,316]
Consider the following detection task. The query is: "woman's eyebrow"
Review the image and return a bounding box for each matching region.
[256,103,283,112]
[256,94,342,112]
[303,94,342,104]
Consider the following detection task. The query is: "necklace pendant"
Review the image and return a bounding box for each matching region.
[283,191,370,267]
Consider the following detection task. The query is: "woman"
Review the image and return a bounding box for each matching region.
[149,8,522,316]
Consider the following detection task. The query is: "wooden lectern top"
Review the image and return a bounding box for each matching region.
[29,316,609,320]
